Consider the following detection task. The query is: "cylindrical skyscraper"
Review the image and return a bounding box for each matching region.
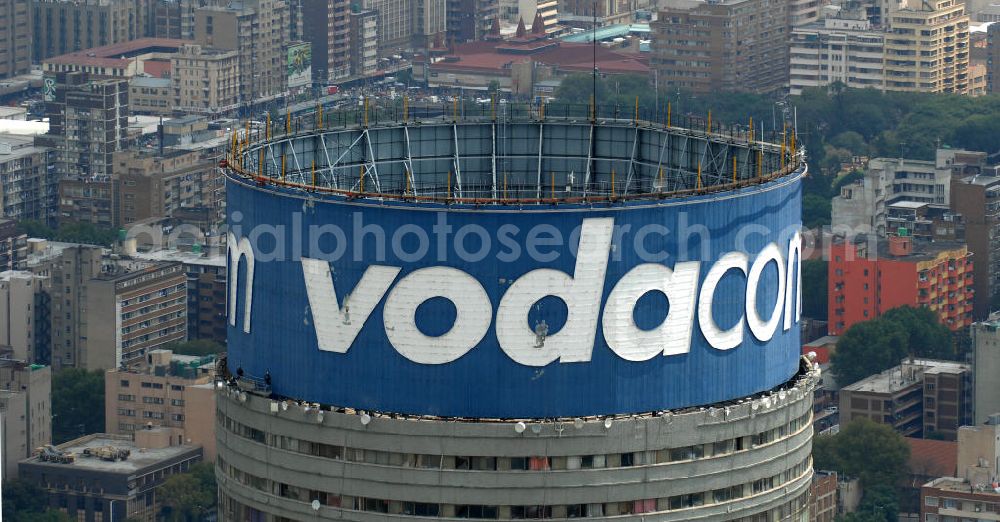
[218,103,816,521]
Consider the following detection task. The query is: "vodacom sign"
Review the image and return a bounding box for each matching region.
[229,218,801,367]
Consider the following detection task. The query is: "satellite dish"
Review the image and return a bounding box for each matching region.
[751,401,760,411]
[603,418,613,429]
[778,391,787,401]
[311,500,321,511]
[281,401,289,411]
[573,418,584,430]
[360,413,372,425]
[514,422,526,433]
[762,397,773,409]
[530,424,542,434]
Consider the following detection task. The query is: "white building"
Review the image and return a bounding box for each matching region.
[789,18,886,95]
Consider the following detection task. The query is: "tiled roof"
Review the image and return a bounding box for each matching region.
[430,41,648,75]
[44,38,188,69]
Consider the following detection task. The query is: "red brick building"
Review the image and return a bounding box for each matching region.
[828,234,974,335]
[810,471,838,522]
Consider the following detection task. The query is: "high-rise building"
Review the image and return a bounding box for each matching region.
[827,234,975,335]
[446,0,497,43]
[349,9,380,78]
[0,357,50,480]
[193,0,290,111]
[884,0,970,93]
[412,0,447,49]
[302,0,352,83]
[0,0,31,79]
[27,245,187,370]
[41,72,129,186]
[0,270,49,363]
[839,358,972,439]
[133,248,227,344]
[951,172,1000,319]
[0,219,26,271]
[558,0,633,26]
[31,0,142,62]
[170,44,241,116]
[216,102,815,520]
[153,0,183,38]
[105,349,217,459]
[971,315,1000,424]
[0,134,58,224]
[789,18,888,95]
[989,24,1000,92]
[364,0,411,53]
[650,0,789,94]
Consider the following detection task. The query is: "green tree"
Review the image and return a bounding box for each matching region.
[163,339,225,357]
[159,462,218,521]
[801,259,827,319]
[816,419,910,521]
[2,480,72,522]
[831,319,909,386]
[802,193,832,229]
[880,306,954,360]
[52,368,105,444]
[16,219,117,247]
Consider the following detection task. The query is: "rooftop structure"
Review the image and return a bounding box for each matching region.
[42,38,188,78]
[19,433,202,521]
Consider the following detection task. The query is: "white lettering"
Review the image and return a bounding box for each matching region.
[602,261,700,361]
[496,218,613,367]
[697,251,749,350]
[746,242,785,342]
[784,231,802,331]
[383,267,492,364]
[301,258,400,353]
[227,232,255,334]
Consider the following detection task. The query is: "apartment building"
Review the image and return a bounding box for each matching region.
[363,0,411,52]
[0,271,48,363]
[952,173,1000,318]
[828,234,974,335]
[650,0,789,94]
[86,260,187,368]
[105,349,217,459]
[0,0,31,79]
[41,38,187,79]
[129,77,173,117]
[840,358,971,439]
[885,0,970,94]
[989,23,999,92]
[170,43,240,116]
[832,155,954,237]
[41,71,129,186]
[957,421,1000,485]
[0,357,50,480]
[810,471,838,522]
[302,0,352,83]
[31,0,142,62]
[922,477,1000,521]
[789,18,887,95]
[350,9,380,78]
[413,0,448,49]
[134,248,226,344]
[558,0,634,26]
[971,314,1000,424]
[0,135,57,224]
[26,244,187,370]
[193,0,290,108]
[446,0,498,43]
[0,219,26,271]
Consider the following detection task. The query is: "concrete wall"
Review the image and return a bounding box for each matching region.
[216,370,817,521]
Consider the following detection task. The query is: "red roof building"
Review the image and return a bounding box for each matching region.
[418,36,648,95]
[42,38,188,79]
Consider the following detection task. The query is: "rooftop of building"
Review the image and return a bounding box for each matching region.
[93,259,181,282]
[0,133,51,159]
[131,248,225,268]
[431,40,648,76]
[842,358,970,393]
[559,24,650,42]
[958,174,1000,187]
[44,38,188,69]
[907,437,958,477]
[925,477,1000,495]
[837,233,969,262]
[23,240,104,268]
[117,349,217,379]
[0,120,49,136]
[803,335,839,347]
[22,434,199,474]
[131,76,171,88]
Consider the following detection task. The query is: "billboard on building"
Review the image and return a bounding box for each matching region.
[225,171,805,418]
[287,43,312,89]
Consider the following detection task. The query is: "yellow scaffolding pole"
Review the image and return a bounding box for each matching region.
[667,102,671,127]
[758,150,763,179]
[696,162,702,190]
[311,160,316,188]
[634,96,639,124]
[360,165,365,193]
[447,170,452,200]
[611,169,616,199]
[318,104,323,128]
[286,110,291,135]
[749,117,754,144]
[281,154,286,181]
[363,97,369,127]
[266,113,271,140]
[733,155,737,183]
